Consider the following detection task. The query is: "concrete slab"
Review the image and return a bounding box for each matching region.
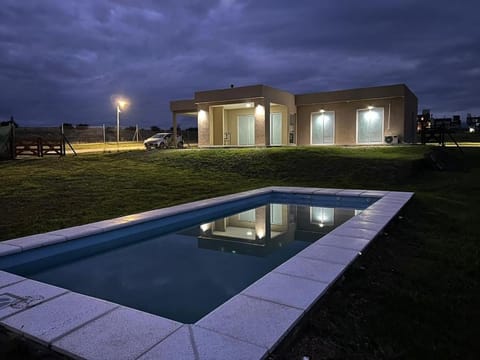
[297,244,360,265]
[0,271,25,289]
[344,219,385,232]
[355,213,394,224]
[0,244,22,257]
[0,279,68,320]
[192,325,267,360]
[273,256,345,283]
[330,226,379,239]
[48,224,104,240]
[1,292,117,345]
[316,234,370,251]
[139,325,267,360]
[137,326,196,360]
[3,233,67,251]
[359,190,389,197]
[242,272,328,311]
[336,189,365,196]
[52,306,182,360]
[271,186,319,194]
[197,294,302,350]
[313,188,343,195]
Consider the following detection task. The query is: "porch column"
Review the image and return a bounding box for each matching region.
[255,98,270,146]
[172,112,177,146]
[197,105,210,147]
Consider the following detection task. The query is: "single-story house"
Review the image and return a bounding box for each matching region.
[170,83,418,147]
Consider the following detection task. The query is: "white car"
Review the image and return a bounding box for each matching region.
[144,133,183,150]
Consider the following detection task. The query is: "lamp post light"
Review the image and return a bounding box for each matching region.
[116,99,128,148]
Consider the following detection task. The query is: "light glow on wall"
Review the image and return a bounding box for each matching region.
[365,109,380,122]
[200,223,211,232]
[198,110,207,122]
[255,104,265,117]
[256,230,265,239]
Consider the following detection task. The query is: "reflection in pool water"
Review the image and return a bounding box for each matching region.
[5,201,364,323]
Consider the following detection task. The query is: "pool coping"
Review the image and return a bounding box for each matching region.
[0,186,413,360]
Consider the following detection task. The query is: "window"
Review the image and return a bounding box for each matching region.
[238,209,255,222]
[270,113,282,145]
[238,115,255,145]
[311,111,335,144]
[270,204,284,225]
[310,207,334,226]
[357,107,384,144]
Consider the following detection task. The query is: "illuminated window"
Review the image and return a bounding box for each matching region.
[270,113,282,145]
[238,115,255,145]
[311,111,335,144]
[310,207,334,226]
[357,107,384,144]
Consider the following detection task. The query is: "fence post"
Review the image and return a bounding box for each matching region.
[61,123,65,156]
[103,124,106,144]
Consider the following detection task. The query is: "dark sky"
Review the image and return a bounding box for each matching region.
[1,0,479,129]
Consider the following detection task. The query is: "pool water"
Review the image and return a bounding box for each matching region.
[3,195,374,323]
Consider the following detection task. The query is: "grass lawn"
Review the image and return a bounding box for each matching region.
[0,145,479,359]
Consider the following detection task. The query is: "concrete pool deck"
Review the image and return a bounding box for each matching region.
[0,186,413,359]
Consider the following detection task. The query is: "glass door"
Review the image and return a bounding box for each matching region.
[357,107,384,144]
[270,113,282,145]
[237,115,255,145]
[311,111,335,144]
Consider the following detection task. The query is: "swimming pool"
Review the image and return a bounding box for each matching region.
[1,194,375,323]
[0,187,413,359]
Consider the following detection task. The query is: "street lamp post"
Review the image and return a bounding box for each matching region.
[116,100,127,148]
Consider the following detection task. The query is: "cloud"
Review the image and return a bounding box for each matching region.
[0,0,479,127]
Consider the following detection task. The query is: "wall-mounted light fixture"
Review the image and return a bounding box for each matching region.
[198,110,207,122]
[255,104,265,117]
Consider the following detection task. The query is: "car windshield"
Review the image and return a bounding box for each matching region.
[152,133,169,138]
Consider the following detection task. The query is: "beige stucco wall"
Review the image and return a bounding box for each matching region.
[403,89,418,143]
[212,107,223,145]
[197,105,210,146]
[297,97,406,145]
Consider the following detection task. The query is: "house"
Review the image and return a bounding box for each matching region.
[170,83,418,147]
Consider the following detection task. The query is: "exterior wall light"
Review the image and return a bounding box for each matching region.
[255,104,265,117]
[198,110,207,122]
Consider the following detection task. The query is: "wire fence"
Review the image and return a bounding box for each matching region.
[13,125,198,145]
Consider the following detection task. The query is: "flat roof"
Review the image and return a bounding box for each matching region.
[170,83,417,111]
[295,84,416,106]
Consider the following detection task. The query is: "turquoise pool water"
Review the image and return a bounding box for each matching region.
[1,193,376,323]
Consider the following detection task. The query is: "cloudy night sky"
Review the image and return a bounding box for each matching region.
[1,0,479,129]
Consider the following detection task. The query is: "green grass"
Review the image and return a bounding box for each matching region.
[0,145,479,359]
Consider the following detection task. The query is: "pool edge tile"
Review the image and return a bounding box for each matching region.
[196,294,302,351]
[1,292,118,346]
[51,306,182,360]
[0,244,22,257]
[241,272,329,311]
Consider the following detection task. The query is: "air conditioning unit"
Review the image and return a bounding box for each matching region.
[384,135,399,144]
